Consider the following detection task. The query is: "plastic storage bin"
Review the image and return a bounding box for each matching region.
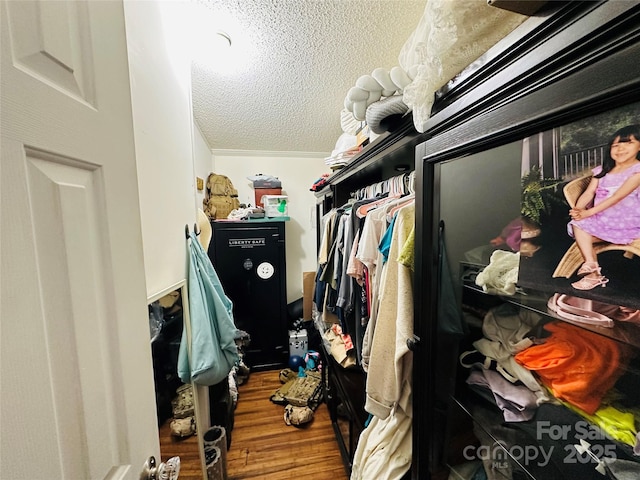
[263,195,288,217]
[289,329,308,357]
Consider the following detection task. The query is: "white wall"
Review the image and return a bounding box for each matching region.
[213,152,327,302]
[193,122,213,210]
[124,1,196,299]
[124,0,213,458]
[124,0,331,307]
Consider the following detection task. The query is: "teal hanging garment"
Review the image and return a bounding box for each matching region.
[178,232,239,386]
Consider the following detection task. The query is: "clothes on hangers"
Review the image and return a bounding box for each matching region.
[356,192,399,218]
[314,168,418,386]
[365,202,415,420]
[386,194,416,222]
[353,171,414,201]
[313,174,419,479]
[357,205,393,371]
[351,199,415,480]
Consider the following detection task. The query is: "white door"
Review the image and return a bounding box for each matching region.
[0,1,159,479]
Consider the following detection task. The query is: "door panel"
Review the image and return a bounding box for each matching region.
[0,1,158,479]
[6,0,95,103]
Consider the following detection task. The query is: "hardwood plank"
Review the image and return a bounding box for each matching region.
[159,420,202,479]
[159,370,349,480]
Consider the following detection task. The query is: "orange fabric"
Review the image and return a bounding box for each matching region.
[514,321,625,414]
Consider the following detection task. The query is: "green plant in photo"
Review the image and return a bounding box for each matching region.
[521,165,564,226]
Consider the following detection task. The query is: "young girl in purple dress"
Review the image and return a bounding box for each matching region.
[568,124,640,290]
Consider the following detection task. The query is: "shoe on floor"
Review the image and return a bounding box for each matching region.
[170,416,196,437]
[284,404,314,426]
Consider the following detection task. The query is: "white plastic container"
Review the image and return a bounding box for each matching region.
[263,195,288,217]
[289,329,308,357]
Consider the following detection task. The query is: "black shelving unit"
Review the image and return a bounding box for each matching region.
[414,3,640,478]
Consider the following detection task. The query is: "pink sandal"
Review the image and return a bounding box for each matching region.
[572,275,609,290]
[577,262,600,276]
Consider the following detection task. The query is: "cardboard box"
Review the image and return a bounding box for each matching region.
[252,179,281,189]
[303,271,315,320]
[254,187,282,207]
[263,195,288,217]
[355,124,370,148]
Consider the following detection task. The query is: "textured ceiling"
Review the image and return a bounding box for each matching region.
[191,0,426,154]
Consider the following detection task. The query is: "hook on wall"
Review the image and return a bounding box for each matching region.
[185,223,201,240]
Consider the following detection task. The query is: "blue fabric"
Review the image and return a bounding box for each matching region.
[378,215,396,264]
[178,232,239,386]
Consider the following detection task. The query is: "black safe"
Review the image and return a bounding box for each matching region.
[208,220,288,370]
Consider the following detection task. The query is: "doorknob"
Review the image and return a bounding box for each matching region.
[140,456,157,480]
[140,455,181,480]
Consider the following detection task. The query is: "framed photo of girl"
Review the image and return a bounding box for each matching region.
[517,101,640,310]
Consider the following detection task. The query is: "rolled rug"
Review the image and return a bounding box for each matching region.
[365,95,410,134]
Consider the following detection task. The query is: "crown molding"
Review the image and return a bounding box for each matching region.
[211,148,328,158]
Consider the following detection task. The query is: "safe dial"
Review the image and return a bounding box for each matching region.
[256,262,274,279]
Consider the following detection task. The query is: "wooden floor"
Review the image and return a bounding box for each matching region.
[159,370,349,480]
